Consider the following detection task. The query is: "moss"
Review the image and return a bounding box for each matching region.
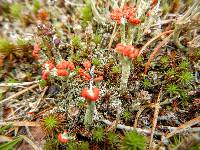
[179,71,193,84]
[160,56,169,66]
[77,141,89,150]
[136,56,143,63]
[161,0,170,15]
[44,139,59,150]
[0,38,13,53]
[33,0,41,13]
[10,3,23,18]
[92,58,101,67]
[143,78,152,89]
[111,66,121,74]
[92,127,105,142]
[42,115,59,131]
[166,84,179,97]
[179,60,189,70]
[16,38,28,46]
[66,141,77,150]
[107,132,119,146]
[121,131,146,150]
[122,110,131,122]
[39,79,47,87]
[81,4,93,23]
[71,35,81,47]
[166,68,176,77]
[93,34,102,45]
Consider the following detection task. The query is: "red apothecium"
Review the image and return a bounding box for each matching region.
[110,8,123,24]
[57,69,68,76]
[83,60,91,70]
[81,87,100,102]
[58,130,69,143]
[42,70,49,80]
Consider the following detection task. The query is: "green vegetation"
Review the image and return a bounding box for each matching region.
[166,84,179,96]
[0,38,13,53]
[71,35,81,47]
[92,127,105,142]
[42,115,59,131]
[179,71,193,84]
[10,3,23,18]
[122,110,131,122]
[121,131,146,150]
[111,66,121,74]
[81,4,93,23]
[107,132,119,146]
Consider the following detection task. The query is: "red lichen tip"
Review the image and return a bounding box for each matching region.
[110,8,123,24]
[83,60,91,70]
[81,87,100,102]
[57,69,68,76]
[58,131,69,143]
[42,70,49,80]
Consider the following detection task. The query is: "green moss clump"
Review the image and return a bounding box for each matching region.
[107,132,119,146]
[143,78,152,89]
[71,35,81,47]
[166,84,179,97]
[39,79,47,87]
[111,66,121,74]
[0,38,13,53]
[92,58,101,67]
[179,60,189,70]
[122,110,131,122]
[10,3,23,18]
[92,127,105,142]
[81,4,93,23]
[33,0,41,13]
[77,141,89,150]
[121,131,146,150]
[42,115,59,131]
[66,141,77,150]
[179,71,193,84]
[93,34,102,45]
[44,139,59,150]
[16,38,28,46]
[166,68,176,77]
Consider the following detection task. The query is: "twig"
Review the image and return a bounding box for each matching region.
[138,30,173,56]
[149,89,162,149]
[35,86,48,109]
[100,119,162,136]
[151,19,176,27]
[20,135,42,150]
[175,133,200,150]
[64,0,85,7]
[108,23,118,50]
[0,84,39,104]
[0,121,41,127]
[0,81,39,87]
[144,33,173,74]
[164,116,200,140]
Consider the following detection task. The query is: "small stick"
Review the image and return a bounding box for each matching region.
[149,89,162,149]
[0,84,39,104]
[101,119,162,136]
[65,0,85,7]
[108,23,118,50]
[144,33,173,74]
[138,30,173,56]
[0,121,41,127]
[0,81,39,87]
[165,116,200,140]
